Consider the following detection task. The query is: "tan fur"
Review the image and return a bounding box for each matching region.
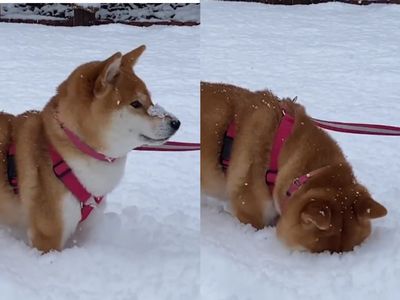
[0,45,169,252]
[201,82,387,252]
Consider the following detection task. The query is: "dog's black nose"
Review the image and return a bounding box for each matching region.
[170,119,181,130]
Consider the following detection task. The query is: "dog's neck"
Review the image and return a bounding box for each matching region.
[56,117,117,163]
[41,107,127,196]
[272,110,349,215]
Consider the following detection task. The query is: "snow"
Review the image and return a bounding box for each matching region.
[0,23,199,299]
[148,104,169,118]
[201,1,400,299]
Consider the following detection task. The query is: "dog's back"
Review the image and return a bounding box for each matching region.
[201,82,284,227]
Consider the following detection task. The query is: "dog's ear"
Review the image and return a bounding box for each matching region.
[300,200,332,230]
[94,52,122,97]
[355,197,387,221]
[121,45,146,71]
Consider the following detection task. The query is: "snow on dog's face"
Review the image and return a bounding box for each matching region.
[57,45,180,157]
[276,166,387,253]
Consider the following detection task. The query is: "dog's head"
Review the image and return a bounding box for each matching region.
[276,164,387,253]
[54,45,180,157]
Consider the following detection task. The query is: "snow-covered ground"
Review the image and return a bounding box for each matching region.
[0,23,199,299]
[201,1,400,299]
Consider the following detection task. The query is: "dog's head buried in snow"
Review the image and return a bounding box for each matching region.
[275,164,387,253]
[201,82,387,253]
[55,45,180,158]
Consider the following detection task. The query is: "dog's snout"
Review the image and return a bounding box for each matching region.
[170,119,181,130]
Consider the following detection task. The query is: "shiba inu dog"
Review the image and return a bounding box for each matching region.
[201,81,387,252]
[0,45,180,252]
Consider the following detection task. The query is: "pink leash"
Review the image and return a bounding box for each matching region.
[135,141,200,151]
[62,124,200,154]
[312,118,400,136]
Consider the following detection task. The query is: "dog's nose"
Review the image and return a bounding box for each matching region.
[170,119,181,130]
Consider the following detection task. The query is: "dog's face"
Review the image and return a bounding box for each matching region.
[276,177,387,253]
[57,45,180,157]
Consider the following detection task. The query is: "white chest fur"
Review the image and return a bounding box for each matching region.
[59,155,126,246]
[66,155,127,196]
[61,193,82,247]
[264,199,279,225]
[273,197,282,216]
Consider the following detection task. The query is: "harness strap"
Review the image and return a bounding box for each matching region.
[7,144,18,194]
[265,112,295,189]
[278,166,331,213]
[7,143,102,222]
[220,122,236,169]
[220,113,294,190]
[59,124,116,162]
[50,147,103,222]
[220,111,318,211]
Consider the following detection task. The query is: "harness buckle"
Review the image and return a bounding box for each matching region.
[220,134,234,170]
[293,178,301,187]
[53,160,72,178]
[7,149,18,194]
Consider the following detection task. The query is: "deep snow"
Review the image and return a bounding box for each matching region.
[0,23,199,299]
[201,1,400,300]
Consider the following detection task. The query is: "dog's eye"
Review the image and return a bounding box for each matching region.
[130,100,142,109]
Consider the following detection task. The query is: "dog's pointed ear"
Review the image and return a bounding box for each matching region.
[121,45,146,71]
[355,197,387,220]
[301,200,332,230]
[94,52,122,97]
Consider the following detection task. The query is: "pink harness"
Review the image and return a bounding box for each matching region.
[8,127,113,222]
[222,112,317,203]
[264,111,331,203]
[8,122,200,222]
[264,111,295,190]
[52,123,116,221]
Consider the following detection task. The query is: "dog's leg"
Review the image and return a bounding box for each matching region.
[226,109,279,228]
[200,87,232,200]
[0,113,24,226]
[201,136,227,200]
[28,204,63,252]
[227,164,277,229]
[29,228,62,252]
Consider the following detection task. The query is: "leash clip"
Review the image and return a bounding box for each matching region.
[293,178,301,187]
